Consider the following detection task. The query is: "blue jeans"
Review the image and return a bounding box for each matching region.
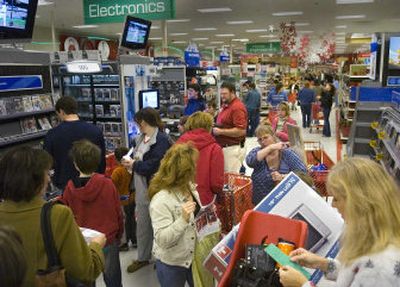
[156,260,193,287]
[301,104,312,128]
[323,107,331,137]
[103,242,122,287]
[247,109,260,137]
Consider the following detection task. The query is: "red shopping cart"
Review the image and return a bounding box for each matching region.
[310,102,324,133]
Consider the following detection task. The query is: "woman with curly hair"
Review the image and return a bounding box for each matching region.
[149,143,200,287]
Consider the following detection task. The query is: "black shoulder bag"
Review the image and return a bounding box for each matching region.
[35,202,87,287]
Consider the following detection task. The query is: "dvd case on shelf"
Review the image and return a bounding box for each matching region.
[49,114,59,127]
[111,88,119,100]
[109,104,121,117]
[39,94,53,109]
[95,105,104,116]
[94,88,103,99]
[0,99,6,115]
[14,97,24,113]
[103,88,111,100]
[37,116,52,130]
[20,117,38,133]
[111,123,120,134]
[31,95,41,111]
[81,88,91,99]
[22,96,33,112]
[104,123,112,134]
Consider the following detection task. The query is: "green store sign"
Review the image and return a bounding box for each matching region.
[83,0,176,24]
[246,42,281,54]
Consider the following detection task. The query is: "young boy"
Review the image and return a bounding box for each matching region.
[62,140,123,287]
[111,147,137,251]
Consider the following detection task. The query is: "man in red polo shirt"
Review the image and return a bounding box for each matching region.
[213,82,248,173]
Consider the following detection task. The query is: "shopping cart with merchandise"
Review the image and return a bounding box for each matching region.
[304,141,335,197]
[215,173,254,234]
[310,102,324,133]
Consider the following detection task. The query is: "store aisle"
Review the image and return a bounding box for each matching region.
[98,107,338,287]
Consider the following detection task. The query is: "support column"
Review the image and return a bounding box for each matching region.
[161,20,168,56]
[51,10,57,51]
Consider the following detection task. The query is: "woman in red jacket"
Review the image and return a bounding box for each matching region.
[271,102,297,142]
[176,111,224,287]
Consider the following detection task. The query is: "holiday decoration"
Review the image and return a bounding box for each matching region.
[280,22,297,55]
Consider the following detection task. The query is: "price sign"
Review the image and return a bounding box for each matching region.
[66,61,102,74]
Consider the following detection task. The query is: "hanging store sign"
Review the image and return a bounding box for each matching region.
[246,42,281,54]
[66,61,103,74]
[83,0,176,24]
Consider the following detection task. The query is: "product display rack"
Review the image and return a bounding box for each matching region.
[52,62,123,151]
[0,49,56,153]
[372,107,400,185]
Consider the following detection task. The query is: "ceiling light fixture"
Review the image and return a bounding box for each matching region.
[72,25,99,29]
[246,29,268,33]
[336,0,373,4]
[226,20,254,25]
[170,33,188,36]
[272,11,303,16]
[335,25,347,29]
[215,34,235,37]
[336,15,366,19]
[38,0,54,6]
[151,26,160,29]
[294,22,310,26]
[232,39,249,42]
[210,41,224,44]
[259,35,277,38]
[149,37,162,40]
[197,7,232,13]
[335,32,346,35]
[298,30,314,33]
[350,33,371,38]
[194,27,217,31]
[192,38,209,41]
[166,19,190,23]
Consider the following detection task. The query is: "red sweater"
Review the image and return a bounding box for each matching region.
[271,116,297,142]
[62,173,123,246]
[177,128,224,205]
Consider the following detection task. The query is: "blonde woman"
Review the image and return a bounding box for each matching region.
[149,143,200,287]
[271,102,297,142]
[280,158,400,287]
[246,124,307,205]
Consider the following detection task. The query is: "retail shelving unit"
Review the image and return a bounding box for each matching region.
[52,62,123,151]
[372,107,400,185]
[0,49,55,153]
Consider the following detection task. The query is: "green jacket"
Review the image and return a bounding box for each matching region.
[0,196,104,286]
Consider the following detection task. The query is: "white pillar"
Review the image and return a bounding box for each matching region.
[161,20,168,56]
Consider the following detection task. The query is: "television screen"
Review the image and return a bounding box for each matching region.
[388,37,400,70]
[0,0,38,43]
[139,89,159,109]
[120,16,151,50]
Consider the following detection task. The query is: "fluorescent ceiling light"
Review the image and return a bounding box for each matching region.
[194,27,217,31]
[192,38,209,41]
[272,11,303,16]
[210,41,224,44]
[166,19,190,23]
[197,7,232,13]
[232,39,249,42]
[170,33,188,36]
[38,0,53,6]
[226,20,253,25]
[73,25,98,29]
[149,37,162,40]
[151,26,160,29]
[216,34,235,37]
[351,33,371,38]
[335,25,347,29]
[205,46,217,49]
[259,34,276,38]
[172,41,187,44]
[335,32,346,35]
[246,29,268,33]
[336,15,366,19]
[336,0,373,4]
[298,30,314,33]
[198,44,205,47]
[295,22,310,26]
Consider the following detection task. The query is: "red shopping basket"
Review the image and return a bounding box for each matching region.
[216,173,253,234]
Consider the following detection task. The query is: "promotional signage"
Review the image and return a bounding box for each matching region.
[0,75,43,92]
[83,0,176,24]
[246,42,281,54]
[184,51,200,67]
[66,61,103,74]
[220,55,230,62]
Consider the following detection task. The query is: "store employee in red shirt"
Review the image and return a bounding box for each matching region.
[213,81,248,173]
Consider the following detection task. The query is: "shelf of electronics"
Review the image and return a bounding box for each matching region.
[373,108,400,184]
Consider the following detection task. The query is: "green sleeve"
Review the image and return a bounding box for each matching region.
[51,205,105,284]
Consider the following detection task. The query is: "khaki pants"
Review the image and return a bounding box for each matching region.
[222,145,246,173]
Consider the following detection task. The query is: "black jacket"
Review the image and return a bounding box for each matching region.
[320,90,335,109]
